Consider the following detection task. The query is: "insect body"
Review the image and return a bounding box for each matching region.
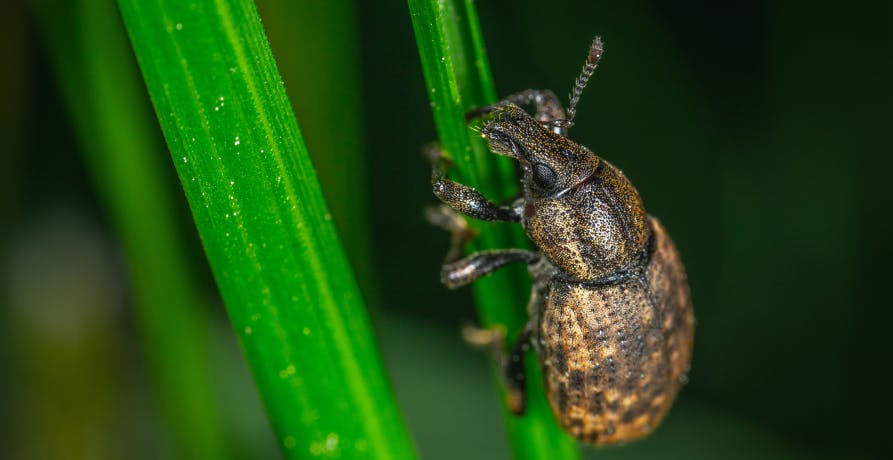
[427,37,694,445]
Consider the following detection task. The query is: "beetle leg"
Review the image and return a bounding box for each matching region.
[465,89,568,136]
[504,321,535,415]
[425,204,478,264]
[526,286,547,354]
[463,319,535,415]
[441,249,538,289]
[462,324,506,359]
[462,287,544,416]
[466,89,566,122]
[426,205,535,278]
[425,144,521,222]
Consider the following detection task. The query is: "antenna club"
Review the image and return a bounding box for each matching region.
[589,36,604,64]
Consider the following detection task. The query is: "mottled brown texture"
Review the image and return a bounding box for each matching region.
[426,37,694,447]
[538,218,693,445]
[525,160,647,281]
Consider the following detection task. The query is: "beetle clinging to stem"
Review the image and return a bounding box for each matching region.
[426,36,694,445]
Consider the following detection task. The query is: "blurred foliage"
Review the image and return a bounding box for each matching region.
[2,0,890,459]
[32,0,230,458]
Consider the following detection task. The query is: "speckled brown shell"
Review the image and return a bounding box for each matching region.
[538,217,694,445]
[525,159,648,282]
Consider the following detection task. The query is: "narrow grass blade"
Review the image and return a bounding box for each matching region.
[256,0,378,304]
[116,0,418,458]
[407,1,581,459]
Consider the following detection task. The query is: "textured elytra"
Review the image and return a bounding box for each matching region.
[539,218,693,444]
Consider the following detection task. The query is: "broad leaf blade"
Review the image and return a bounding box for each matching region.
[117,1,418,458]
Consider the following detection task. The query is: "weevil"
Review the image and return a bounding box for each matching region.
[426,37,694,445]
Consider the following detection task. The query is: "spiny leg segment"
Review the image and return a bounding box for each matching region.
[426,143,520,223]
[426,142,543,415]
[463,290,545,415]
[465,89,567,125]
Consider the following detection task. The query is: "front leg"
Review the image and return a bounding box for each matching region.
[426,143,521,222]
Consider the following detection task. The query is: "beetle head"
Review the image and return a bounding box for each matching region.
[479,104,599,199]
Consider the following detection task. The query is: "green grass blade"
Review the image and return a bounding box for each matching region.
[256,0,378,305]
[407,1,581,459]
[116,1,418,458]
[32,0,230,457]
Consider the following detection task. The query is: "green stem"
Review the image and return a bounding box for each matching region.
[116,0,417,458]
[407,1,581,459]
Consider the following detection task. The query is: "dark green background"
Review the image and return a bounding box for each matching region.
[2,0,889,459]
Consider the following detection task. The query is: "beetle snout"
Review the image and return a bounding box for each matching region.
[480,125,524,159]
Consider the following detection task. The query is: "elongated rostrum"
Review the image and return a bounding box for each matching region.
[426,36,694,445]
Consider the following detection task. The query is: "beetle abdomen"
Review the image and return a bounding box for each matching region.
[539,218,693,445]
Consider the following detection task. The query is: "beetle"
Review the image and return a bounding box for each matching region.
[425,37,694,445]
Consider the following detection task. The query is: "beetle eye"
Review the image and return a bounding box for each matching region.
[532,163,557,191]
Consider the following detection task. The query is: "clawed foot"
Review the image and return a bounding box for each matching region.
[461,323,506,356]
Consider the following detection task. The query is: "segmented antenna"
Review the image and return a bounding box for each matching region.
[559,36,604,128]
